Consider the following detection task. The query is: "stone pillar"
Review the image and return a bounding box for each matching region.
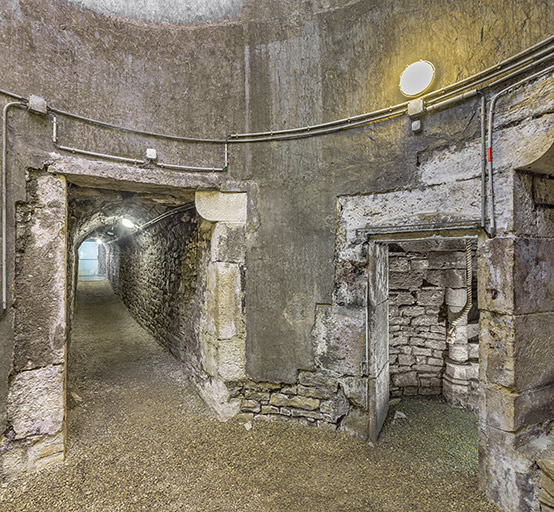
[194,191,247,420]
[1,171,68,481]
[479,233,554,512]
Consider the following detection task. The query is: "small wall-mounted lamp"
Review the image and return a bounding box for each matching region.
[399,60,436,134]
[399,60,436,98]
[121,218,135,229]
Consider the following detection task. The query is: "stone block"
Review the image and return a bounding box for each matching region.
[339,377,367,409]
[242,400,261,413]
[449,343,469,363]
[260,405,279,415]
[428,251,465,270]
[319,389,349,421]
[207,262,243,341]
[445,287,468,307]
[8,365,64,440]
[269,394,319,411]
[297,385,332,400]
[389,272,423,290]
[482,311,554,392]
[401,306,425,317]
[339,407,367,440]
[297,372,338,392]
[410,259,428,271]
[398,354,415,366]
[417,289,445,305]
[291,409,323,420]
[426,269,465,288]
[211,222,246,263]
[485,381,554,432]
[312,306,365,376]
[412,347,432,356]
[446,361,470,380]
[478,237,515,314]
[392,291,416,305]
[393,371,418,387]
[427,357,443,366]
[411,315,437,327]
[367,242,388,307]
[513,238,554,314]
[217,336,246,381]
[389,257,409,272]
[195,191,247,223]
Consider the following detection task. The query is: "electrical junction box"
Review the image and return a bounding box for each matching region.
[407,98,425,118]
[146,148,158,161]
[28,95,47,115]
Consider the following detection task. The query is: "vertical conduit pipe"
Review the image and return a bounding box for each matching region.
[1,102,26,319]
[487,62,554,237]
[479,94,487,232]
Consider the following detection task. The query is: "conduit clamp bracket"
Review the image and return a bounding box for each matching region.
[28,95,47,116]
[360,360,369,378]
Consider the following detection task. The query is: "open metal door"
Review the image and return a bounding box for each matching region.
[366,242,389,442]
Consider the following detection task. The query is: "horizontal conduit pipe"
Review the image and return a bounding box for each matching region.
[52,116,228,172]
[106,203,196,245]
[0,35,550,147]
[1,101,26,318]
[426,47,554,113]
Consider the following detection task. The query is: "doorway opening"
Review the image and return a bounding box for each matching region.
[387,238,479,411]
[77,239,107,281]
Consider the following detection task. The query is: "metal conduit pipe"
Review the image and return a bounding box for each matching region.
[486,62,554,237]
[105,203,196,245]
[446,239,473,343]
[0,35,551,146]
[426,47,554,114]
[52,116,228,172]
[1,101,26,319]
[479,94,487,232]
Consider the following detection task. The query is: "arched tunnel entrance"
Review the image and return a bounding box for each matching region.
[66,184,209,446]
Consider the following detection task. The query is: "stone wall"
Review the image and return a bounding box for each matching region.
[0,170,66,481]
[107,207,199,360]
[388,240,479,406]
[234,370,366,436]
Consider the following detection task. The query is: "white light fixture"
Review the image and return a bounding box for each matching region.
[399,60,436,98]
[121,218,135,228]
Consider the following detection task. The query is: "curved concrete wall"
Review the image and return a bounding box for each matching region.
[57,0,244,25]
[1,0,553,384]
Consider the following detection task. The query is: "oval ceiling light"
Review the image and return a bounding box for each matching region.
[121,218,135,228]
[399,60,436,98]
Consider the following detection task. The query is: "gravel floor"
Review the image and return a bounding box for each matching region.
[0,280,498,511]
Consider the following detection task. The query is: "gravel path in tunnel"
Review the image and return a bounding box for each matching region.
[0,280,498,512]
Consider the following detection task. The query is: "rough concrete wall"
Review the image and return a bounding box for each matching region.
[1,0,553,386]
[59,0,244,25]
[110,209,198,359]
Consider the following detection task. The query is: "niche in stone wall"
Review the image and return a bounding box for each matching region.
[387,239,479,411]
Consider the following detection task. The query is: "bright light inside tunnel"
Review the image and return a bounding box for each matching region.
[399,60,436,98]
[121,218,135,228]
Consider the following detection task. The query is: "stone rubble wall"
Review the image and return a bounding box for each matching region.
[388,240,479,404]
[388,240,479,407]
[106,208,200,361]
[233,370,367,437]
